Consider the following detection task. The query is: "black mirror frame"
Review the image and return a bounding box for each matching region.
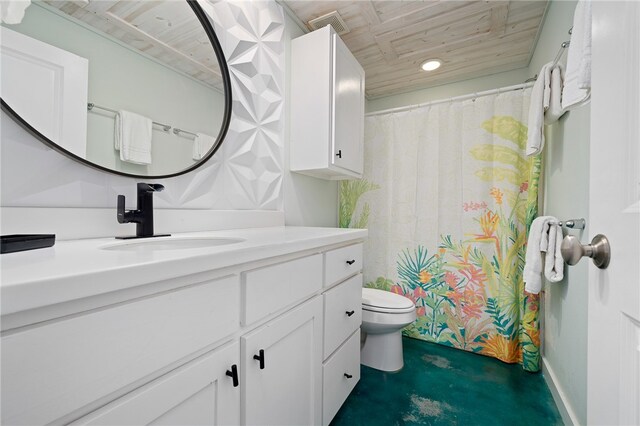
[0,0,232,179]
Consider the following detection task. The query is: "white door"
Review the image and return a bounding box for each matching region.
[0,27,88,157]
[241,296,323,426]
[588,1,640,424]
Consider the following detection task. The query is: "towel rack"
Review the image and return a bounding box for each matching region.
[552,40,571,66]
[551,27,572,66]
[87,102,198,137]
[558,218,586,229]
[172,128,197,138]
[87,103,172,131]
[523,28,572,82]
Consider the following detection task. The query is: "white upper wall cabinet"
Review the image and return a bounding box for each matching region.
[290,25,365,180]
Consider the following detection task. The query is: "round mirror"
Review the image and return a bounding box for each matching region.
[0,0,231,178]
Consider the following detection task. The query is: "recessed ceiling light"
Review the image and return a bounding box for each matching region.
[421,59,442,72]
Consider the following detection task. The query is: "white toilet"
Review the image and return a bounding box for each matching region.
[360,288,417,372]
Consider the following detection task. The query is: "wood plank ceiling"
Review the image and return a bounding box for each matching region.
[283,0,548,99]
[42,1,223,91]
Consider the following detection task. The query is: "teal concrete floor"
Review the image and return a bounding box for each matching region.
[331,337,562,426]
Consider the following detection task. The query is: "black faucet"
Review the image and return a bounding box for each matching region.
[116,183,170,239]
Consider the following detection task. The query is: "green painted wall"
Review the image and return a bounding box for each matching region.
[365,68,531,113]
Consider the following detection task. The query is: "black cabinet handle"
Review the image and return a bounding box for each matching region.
[346,259,356,265]
[336,150,342,158]
[344,373,353,379]
[253,349,265,370]
[226,364,239,387]
[345,310,355,317]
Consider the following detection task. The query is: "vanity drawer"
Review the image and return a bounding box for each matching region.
[1,275,240,426]
[322,329,361,426]
[242,254,322,326]
[323,273,362,359]
[324,243,363,287]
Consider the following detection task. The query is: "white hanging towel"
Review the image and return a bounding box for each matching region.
[526,62,553,156]
[115,110,152,165]
[544,221,565,283]
[192,133,216,160]
[544,65,566,124]
[524,216,565,294]
[0,0,31,24]
[562,0,592,109]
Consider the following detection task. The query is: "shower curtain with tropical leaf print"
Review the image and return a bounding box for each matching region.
[341,87,542,372]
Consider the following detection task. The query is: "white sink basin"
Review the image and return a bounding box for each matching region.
[100,237,245,251]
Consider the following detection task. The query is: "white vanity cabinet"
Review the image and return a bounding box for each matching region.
[72,342,241,425]
[0,229,367,426]
[290,25,365,180]
[1,274,241,426]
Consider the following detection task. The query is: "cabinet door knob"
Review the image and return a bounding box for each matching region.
[336,150,342,158]
[344,373,353,379]
[253,349,265,370]
[346,259,356,265]
[345,310,355,317]
[226,364,239,387]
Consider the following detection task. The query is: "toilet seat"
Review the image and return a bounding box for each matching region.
[362,288,415,314]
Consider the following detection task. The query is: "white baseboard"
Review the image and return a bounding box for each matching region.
[1,207,285,240]
[542,357,580,426]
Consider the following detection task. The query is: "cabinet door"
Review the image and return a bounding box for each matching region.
[72,341,240,426]
[331,33,365,176]
[242,296,323,425]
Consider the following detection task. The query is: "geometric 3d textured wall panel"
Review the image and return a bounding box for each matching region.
[0,0,285,211]
[201,0,285,210]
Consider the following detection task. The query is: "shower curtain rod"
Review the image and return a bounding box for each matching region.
[365,82,534,117]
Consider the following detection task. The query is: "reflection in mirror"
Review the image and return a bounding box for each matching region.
[0,0,229,178]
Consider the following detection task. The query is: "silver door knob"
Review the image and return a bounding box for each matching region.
[561,234,611,269]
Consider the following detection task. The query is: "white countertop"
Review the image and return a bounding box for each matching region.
[1,226,367,315]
